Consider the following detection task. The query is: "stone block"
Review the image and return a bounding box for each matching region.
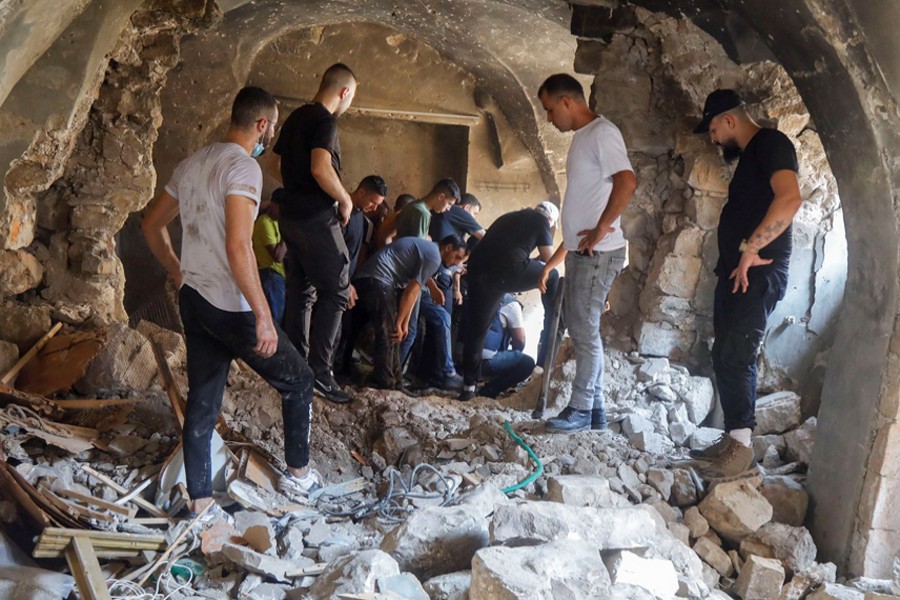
[779,562,838,600]
[683,506,710,539]
[637,321,695,359]
[422,571,471,600]
[698,479,773,544]
[605,550,679,598]
[375,427,418,466]
[471,540,610,599]
[622,413,655,436]
[377,573,429,600]
[489,503,656,550]
[679,376,716,424]
[307,549,400,600]
[381,504,489,579]
[652,254,703,299]
[760,476,809,526]
[687,192,728,229]
[628,430,673,455]
[671,468,698,507]
[669,422,696,446]
[808,583,865,599]
[733,555,785,599]
[672,226,707,257]
[752,435,786,462]
[75,323,156,394]
[693,536,734,577]
[0,250,43,296]
[0,301,52,350]
[451,483,512,517]
[668,522,691,546]
[686,154,731,195]
[784,417,817,464]
[648,382,679,403]
[637,358,669,382]
[739,522,817,574]
[754,391,802,435]
[546,475,615,508]
[646,468,674,501]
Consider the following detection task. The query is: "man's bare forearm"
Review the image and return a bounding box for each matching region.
[745,196,802,253]
[397,282,422,329]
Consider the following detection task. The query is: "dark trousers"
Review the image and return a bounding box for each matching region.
[419,293,456,381]
[259,268,285,325]
[482,350,536,398]
[711,269,786,431]
[461,260,559,387]
[179,286,314,499]
[281,211,350,375]
[353,278,402,389]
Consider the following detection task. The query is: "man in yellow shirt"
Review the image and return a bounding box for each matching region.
[253,189,287,323]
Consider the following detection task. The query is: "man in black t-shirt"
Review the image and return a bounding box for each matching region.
[689,89,803,481]
[459,202,561,401]
[272,63,357,404]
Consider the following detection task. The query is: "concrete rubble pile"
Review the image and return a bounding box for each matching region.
[1,320,899,600]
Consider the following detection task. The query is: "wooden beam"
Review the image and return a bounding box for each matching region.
[66,537,112,600]
[0,322,62,385]
[55,489,138,518]
[80,465,172,521]
[149,339,185,430]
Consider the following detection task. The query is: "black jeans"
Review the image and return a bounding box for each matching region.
[352,278,402,389]
[179,286,314,499]
[711,268,786,431]
[281,210,350,375]
[461,260,559,387]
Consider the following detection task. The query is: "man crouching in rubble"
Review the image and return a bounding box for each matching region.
[142,87,320,518]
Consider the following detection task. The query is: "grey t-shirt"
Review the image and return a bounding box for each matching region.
[354,237,440,288]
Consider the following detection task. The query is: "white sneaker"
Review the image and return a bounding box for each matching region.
[278,468,323,501]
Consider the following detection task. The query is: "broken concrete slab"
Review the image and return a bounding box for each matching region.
[307,550,400,600]
[637,357,669,381]
[605,550,679,598]
[546,475,616,508]
[470,540,610,599]
[75,323,156,394]
[222,542,295,583]
[754,391,802,435]
[759,475,808,526]
[693,536,734,577]
[808,583,866,599]
[622,414,655,437]
[739,522,817,575]
[380,504,489,580]
[490,503,656,550]
[377,573,429,600]
[752,435,787,463]
[628,430,673,454]
[733,555,785,600]
[698,479,773,544]
[422,571,470,600]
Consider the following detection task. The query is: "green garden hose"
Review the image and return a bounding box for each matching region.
[501,420,544,494]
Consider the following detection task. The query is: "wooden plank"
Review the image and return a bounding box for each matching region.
[66,537,113,600]
[37,548,140,559]
[241,449,281,493]
[80,465,172,521]
[41,527,165,544]
[56,488,138,518]
[0,322,63,385]
[0,459,49,527]
[113,472,158,507]
[40,486,115,523]
[6,463,81,529]
[150,338,185,430]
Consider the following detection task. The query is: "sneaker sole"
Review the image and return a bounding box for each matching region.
[313,385,352,404]
[696,464,760,483]
[545,423,591,433]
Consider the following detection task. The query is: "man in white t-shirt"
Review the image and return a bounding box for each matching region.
[537,74,637,433]
[142,87,320,518]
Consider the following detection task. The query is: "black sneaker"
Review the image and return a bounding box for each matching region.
[591,409,607,431]
[314,371,351,404]
[546,406,591,433]
[459,386,476,402]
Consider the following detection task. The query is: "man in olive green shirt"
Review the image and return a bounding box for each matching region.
[394,178,460,239]
[253,189,287,323]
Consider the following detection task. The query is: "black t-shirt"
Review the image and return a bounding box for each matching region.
[717,128,798,276]
[468,208,552,274]
[429,205,483,241]
[273,103,341,220]
[342,209,366,277]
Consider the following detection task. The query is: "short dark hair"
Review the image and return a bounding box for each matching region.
[431,178,461,201]
[439,234,467,251]
[538,74,584,101]
[321,63,356,90]
[358,175,387,197]
[231,86,277,128]
[458,193,481,210]
[394,194,416,211]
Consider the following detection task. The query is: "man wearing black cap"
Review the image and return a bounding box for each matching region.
[690,89,803,481]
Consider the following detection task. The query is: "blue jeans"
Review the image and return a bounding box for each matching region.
[259,268,285,325]
[482,350,535,398]
[712,268,786,431]
[563,248,626,413]
[420,299,455,379]
[400,291,422,365]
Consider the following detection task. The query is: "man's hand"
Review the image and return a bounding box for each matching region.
[454,288,463,305]
[729,251,774,294]
[538,266,553,294]
[577,225,615,256]
[168,269,184,290]
[348,283,358,309]
[429,286,445,306]
[337,200,352,227]
[391,320,408,344]
[254,317,278,358]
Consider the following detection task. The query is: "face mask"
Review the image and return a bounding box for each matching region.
[251,142,265,158]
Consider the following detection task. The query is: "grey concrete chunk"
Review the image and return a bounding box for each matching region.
[307,549,400,600]
[546,475,615,508]
[604,550,679,598]
[377,573,429,600]
[739,522,817,574]
[422,571,471,600]
[734,555,785,600]
[754,391,802,435]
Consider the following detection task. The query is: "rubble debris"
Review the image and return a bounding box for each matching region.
[546,474,616,507]
[376,573,430,599]
[808,583,866,599]
[605,549,679,598]
[307,550,401,600]
[698,478,773,544]
[693,536,734,577]
[422,571,471,600]
[739,522,818,574]
[754,391,802,435]
[759,475,809,526]
[733,554,786,599]
[784,417,817,464]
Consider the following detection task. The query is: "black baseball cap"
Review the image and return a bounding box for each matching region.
[693,89,745,133]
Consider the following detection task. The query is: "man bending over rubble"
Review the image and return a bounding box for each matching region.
[689,90,802,481]
[142,87,319,517]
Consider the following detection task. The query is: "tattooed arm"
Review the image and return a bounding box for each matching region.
[730,169,803,293]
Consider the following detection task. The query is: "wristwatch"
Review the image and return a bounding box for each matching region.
[738,239,757,254]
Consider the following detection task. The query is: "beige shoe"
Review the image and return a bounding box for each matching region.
[694,436,759,482]
[689,432,731,460]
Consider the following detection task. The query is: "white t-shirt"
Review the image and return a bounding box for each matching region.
[165,143,262,312]
[561,116,633,252]
[483,301,525,359]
